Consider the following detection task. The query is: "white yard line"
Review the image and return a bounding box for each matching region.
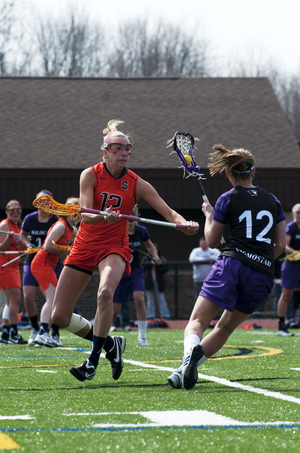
[125,359,300,405]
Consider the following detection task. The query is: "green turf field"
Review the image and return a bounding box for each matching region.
[0,327,299,452]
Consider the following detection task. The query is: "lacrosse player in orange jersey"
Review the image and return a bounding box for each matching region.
[31,198,79,348]
[51,118,199,383]
[0,200,27,344]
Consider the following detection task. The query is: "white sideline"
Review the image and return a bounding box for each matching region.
[125,359,300,405]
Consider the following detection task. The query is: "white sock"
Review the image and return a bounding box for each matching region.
[137,320,147,339]
[184,334,200,355]
[197,355,208,367]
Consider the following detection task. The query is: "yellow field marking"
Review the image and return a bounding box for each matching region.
[210,345,283,360]
[142,345,283,364]
[0,432,20,449]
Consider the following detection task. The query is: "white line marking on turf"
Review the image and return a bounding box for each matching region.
[63,410,299,428]
[0,415,34,420]
[124,359,300,405]
[291,368,300,371]
[36,370,57,373]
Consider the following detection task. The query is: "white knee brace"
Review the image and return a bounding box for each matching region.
[2,304,9,320]
[66,313,91,334]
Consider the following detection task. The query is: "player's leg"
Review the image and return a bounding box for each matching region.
[5,287,27,344]
[52,265,91,336]
[35,284,58,348]
[133,290,148,346]
[277,287,295,336]
[70,254,126,382]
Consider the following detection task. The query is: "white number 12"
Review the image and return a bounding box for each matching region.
[239,210,272,244]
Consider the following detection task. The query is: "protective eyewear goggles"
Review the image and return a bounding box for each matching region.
[104,142,132,154]
[7,208,22,214]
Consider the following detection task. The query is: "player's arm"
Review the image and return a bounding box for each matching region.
[137,178,198,236]
[144,239,161,265]
[0,221,15,251]
[202,200,225,248]
[44,223,67,255]
[274,220,287,259]
[284,234,293,254]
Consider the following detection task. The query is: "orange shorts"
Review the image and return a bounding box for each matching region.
[64,245,132,275]
[0,267,21,290]
[31,262,58,292]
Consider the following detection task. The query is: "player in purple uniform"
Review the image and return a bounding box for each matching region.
[276,203,300,336]
[112,205,161,346]
[20,190,62,346]
[168,144,286,390]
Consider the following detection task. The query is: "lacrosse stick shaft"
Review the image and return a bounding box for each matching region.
[130,246,154,261]
[83,210,187,229]
[0,251,26,254]
[1,254,26,268]
[0,230,21,237]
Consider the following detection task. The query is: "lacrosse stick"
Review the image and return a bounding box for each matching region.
[130,245,154,261]
[32,195,187,230]
[1,247,40,268]
[52,240,71,253]
[167,131,225,244]
[0,230,21,237]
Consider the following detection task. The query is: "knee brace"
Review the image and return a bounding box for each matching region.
[66,313,91,334]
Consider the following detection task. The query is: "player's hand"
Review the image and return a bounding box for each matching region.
[202,199,214,218]
[183,221,199,236]
[105,207,120,224]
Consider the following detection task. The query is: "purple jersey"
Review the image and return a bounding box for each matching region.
[214,185,285,277]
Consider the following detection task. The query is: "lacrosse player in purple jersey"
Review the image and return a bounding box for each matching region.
[168,144,286,390]
[276,203,300,336]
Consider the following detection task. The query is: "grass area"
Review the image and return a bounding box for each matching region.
[0,327,299,452]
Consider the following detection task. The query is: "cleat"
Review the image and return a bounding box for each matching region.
[123,325,131,332]
[69,359,96,382]
[182,344,204,390]
[277,329,294,337]
[28,328,39,346]
[0,337,9,344]
[167,366,183,389]
[34,332,57,348]
[9,334,28,345]
[110,325,117,332]
[52,334,63,347]
[138,337,149,346]
[106,336,126,380]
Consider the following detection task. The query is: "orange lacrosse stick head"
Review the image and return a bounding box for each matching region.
[32,195,81,219]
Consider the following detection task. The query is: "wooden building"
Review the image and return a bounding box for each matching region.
[0,76,299,260]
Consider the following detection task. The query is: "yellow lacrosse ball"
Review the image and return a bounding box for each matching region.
[184,155,192,164]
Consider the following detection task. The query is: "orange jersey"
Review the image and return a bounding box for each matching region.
[72,162,139,251]
[0,220,22,269]
[65,162,139,273]
[31,219,74,270]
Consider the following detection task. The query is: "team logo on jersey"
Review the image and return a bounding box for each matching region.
[247,190,258,196]
[122,181,128,190]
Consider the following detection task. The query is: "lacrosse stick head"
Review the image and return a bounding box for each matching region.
[167,131,204,179]
[32,195,81,219]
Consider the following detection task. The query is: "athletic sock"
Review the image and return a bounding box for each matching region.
[30,315,39,332]
[10,324,18,338]
[51,323,59,336]
[103,335,113,352]
[39,323,49,335]
[84,325,93,342]
[137,320,147,340]
[1,325,9,340]
[88,336,107,368]
[184,334,201,355]
[278,317,285,329]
